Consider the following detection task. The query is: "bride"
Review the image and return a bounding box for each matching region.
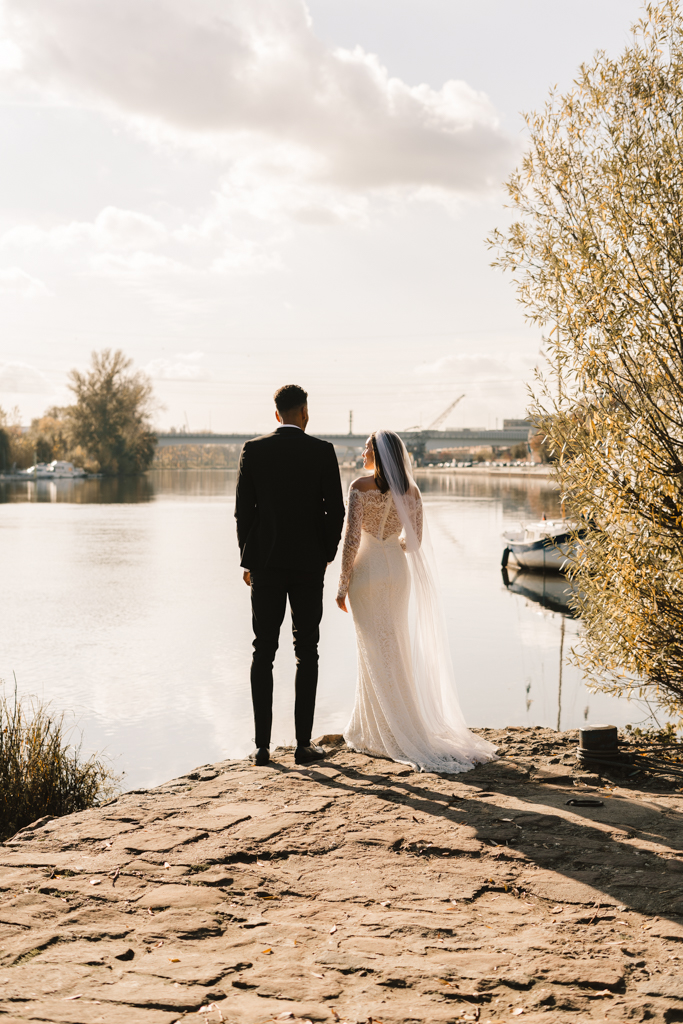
[336,430,496,773]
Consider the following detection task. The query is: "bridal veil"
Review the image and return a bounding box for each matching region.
[373,430,497,770]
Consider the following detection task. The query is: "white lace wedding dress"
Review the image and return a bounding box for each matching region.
[337,485,496,773]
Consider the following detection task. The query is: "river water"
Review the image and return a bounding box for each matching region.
[0,469,638,790]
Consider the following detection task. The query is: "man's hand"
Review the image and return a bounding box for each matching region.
[336,596,348,612]
[243,571,251,587]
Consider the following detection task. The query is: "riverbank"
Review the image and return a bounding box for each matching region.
[1,727,682,1023]
[418,465,555,480]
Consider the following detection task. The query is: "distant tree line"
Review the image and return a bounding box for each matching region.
[153,445,241,470]
[0,349,156,476]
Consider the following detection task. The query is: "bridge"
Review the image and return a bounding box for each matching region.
[156,427,531,462]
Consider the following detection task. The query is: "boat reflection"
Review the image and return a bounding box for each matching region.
[501,565,579,618]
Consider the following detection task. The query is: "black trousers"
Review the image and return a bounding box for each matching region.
[249,567,325,749]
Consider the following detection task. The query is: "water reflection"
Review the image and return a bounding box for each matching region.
[417,469,560,521]
[501,566,578,617]
[0,475,156,504]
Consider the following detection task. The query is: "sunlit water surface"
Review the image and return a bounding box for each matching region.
[0,470,638,789]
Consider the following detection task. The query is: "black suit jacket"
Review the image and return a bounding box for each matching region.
[235,427,345,573]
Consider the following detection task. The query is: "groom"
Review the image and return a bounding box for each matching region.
[235,385,345,766]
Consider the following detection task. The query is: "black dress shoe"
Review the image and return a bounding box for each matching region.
[295,743,325,765]
[249,747,270,766]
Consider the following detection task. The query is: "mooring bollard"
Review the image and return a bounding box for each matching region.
[576,724,620,767]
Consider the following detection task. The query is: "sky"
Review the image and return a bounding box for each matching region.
[0,0,644,435]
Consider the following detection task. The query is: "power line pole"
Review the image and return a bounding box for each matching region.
[349,410,353,435]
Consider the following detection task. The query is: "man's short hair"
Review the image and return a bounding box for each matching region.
[274,384,308,413]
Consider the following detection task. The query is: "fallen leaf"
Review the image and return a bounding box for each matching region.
[262,948,273,954]
[153,941,163,948]
[169,958,180,963]
[276,1015,295,1021]
[329,925,337,934]
[512,1010,524,1016]
[147,908,155,917]
[89,878,102,886]
[164,862,171,869]
[311,972,324,979]
[380,900,391,907]
[63,995,83,1001]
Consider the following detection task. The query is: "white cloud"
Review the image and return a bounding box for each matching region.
[145,353,207,382]
[0,266,50,297]
[1,0,514,196]
[0,361,51,392]
[1,207,168,252]
[91,251,187,276]
[1,201,281,277]
[417,351,536,382]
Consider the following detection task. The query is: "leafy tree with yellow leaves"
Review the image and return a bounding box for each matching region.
[491,1,683,716]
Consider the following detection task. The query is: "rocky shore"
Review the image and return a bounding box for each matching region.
[2,727,683,1024]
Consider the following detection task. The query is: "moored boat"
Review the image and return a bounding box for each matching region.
[20,461,87,479]
[501,517,584,572]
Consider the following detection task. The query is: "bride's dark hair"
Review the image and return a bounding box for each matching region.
[371,431,410,495]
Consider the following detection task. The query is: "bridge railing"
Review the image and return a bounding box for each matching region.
[155,428,531,452]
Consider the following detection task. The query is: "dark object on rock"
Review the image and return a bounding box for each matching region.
[580,725,619,754]
[249,747,270,766]
[576,725,623,769]
[295,744,326,765]
[114,948,135,961]
[566,798,604,807]
[576,726,683,779]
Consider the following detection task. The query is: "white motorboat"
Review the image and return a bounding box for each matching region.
[21,461,87,479]
[501,517,584,571]
[48,460,86,478]
[20,462,52,478]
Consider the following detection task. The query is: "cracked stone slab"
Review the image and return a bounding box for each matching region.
[639,975,683,999]
[134,884,229,910]
[1,729,683,1024]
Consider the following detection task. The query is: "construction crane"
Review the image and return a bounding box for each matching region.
[405,393,465,432]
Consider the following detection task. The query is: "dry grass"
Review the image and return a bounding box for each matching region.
[0,682,119,841]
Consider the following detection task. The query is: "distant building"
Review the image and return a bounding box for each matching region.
[503,418,531,428]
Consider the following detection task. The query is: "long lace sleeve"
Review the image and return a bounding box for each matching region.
[337,488,363,599]
[415,492,423,545]
[400,492,423,550]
